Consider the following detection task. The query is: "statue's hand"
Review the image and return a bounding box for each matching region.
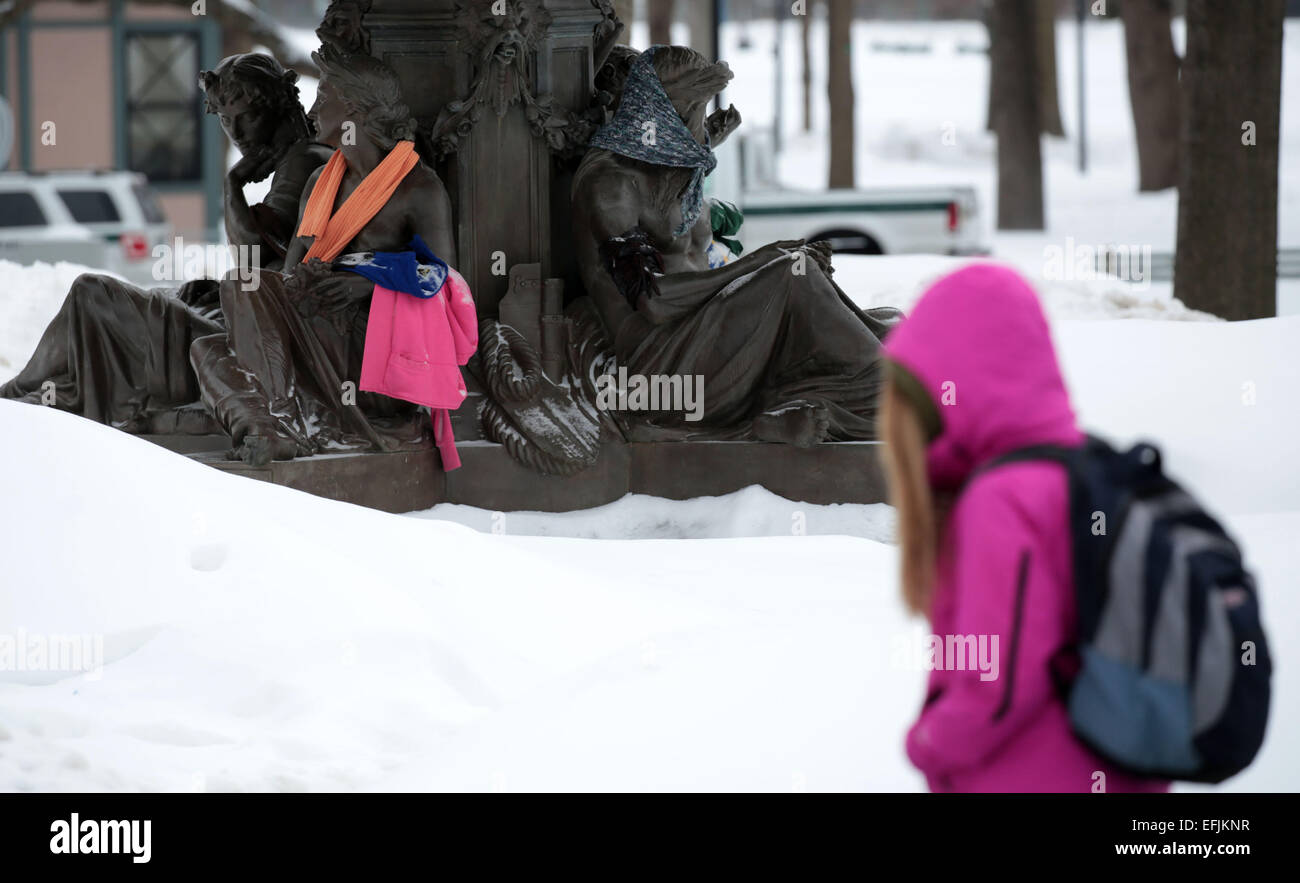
[802,240,835,276]
[229,145,278,188]
[757,239,805,260]
[285,257,333,301]
[706,105,742,146]
[287,259,367,327]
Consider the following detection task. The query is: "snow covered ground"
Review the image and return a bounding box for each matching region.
[0,17,1297,792]
[0,307,1296,792]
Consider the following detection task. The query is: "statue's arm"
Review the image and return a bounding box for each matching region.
[640,234,803,325]
[577,168,797,329]
[640,246,784,325]
[407,167,457,268]
[574,173,645,336]
[253,146,331,258]
[222,171,259,253]
[282,167,324,271]
[706,105,742,149]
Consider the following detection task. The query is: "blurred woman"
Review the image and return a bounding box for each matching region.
[880,263,1168,793]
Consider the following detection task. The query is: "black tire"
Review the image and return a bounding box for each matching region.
[808,229,884,255]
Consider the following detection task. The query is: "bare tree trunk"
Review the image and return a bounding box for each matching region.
[801,1,813,132]
[827,0,855,189]
[613,0,634,44]
[1175,0,1284,320]
[1036,0,1065,136]
[1122,0,1181,191]
[984,1,997,131]
[686,0,714,57]
[993,2,1062,136]
[991,0,1044,230]
[649,0,674,46]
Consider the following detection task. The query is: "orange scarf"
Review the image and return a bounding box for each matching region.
[296,140,419,264]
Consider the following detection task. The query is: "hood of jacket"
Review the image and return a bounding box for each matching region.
[882,263,1083,489]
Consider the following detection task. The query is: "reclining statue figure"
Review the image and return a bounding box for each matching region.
[571,46,900,446]
[190,45,460,465]
[0,53,331,434]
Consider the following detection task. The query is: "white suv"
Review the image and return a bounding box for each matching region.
[0,170,172,284]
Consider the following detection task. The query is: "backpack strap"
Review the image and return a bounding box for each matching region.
[962,440,1093,703]
[964,443,1077,490]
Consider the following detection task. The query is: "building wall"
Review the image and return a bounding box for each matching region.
[158,192,206,237]
[124,2,196,21]
[29,28,114,170]
[2,1,223,236]
[26,1,111,21]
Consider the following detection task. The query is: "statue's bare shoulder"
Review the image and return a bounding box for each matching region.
[574,153,643,240]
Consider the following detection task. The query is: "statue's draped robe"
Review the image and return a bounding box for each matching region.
[0,277,225,433]
[606,254,891,441]
[190,266,426,456]
[577,49,893,442]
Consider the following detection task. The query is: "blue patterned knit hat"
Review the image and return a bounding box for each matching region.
[589,46,717,237]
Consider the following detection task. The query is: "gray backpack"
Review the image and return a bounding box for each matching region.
[979,436,1271,783]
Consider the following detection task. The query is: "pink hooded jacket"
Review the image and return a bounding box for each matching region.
[360,268,478,470]
[883,264,1168,793]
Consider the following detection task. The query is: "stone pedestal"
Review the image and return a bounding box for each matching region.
[153,435,888,514]
[364,0,612,318]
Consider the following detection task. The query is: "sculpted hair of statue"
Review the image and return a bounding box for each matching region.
[578,44,731,235]
[199,52,313,141]
[312,43,418,152]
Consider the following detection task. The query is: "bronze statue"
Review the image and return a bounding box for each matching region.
[204,53,336,271]
[0,53,331,434]
[4,0,903,513]
[570,45,899,446]
[190,46,458,465]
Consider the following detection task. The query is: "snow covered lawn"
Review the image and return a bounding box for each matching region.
[1,306,1295,792]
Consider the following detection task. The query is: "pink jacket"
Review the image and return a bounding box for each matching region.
[360,268,478,469]
[883,264,1168,793]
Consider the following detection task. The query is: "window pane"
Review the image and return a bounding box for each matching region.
[132,183,166,224]
[0,192,47,227]
[125,32,201,183]
[127,35,197,104]
[58,190,122,223]
[129,110,198,181]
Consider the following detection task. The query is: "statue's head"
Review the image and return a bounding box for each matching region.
[317,0,372,56]
[651,47,732,134]
[468,0,547,68]
[603,46,732,142]
[200,53,311,154]
[310,43,417,152]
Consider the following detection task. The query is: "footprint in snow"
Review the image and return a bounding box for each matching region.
[190,542,228,572]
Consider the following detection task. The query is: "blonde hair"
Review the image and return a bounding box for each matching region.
[881,371,940,618]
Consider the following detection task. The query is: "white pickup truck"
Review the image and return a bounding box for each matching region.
[708,131,988,257]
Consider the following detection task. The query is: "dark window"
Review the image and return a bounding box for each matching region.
[125,32,201,182]
[132,182,166,224]
[58,189,122,224]
[0,192,47,227]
